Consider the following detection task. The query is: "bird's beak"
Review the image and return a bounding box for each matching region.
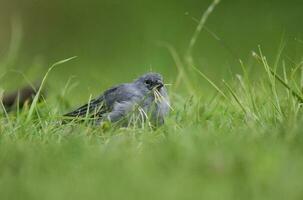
[155,80,164,89]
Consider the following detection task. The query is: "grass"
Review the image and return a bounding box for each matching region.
[1,48,303,200]
[1,1,303,200]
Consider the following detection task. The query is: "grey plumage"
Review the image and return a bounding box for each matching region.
[64,73,170,126]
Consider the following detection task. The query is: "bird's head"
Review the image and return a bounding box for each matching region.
[135,73,164,91]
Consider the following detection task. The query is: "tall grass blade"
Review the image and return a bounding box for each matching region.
[186,0,221,66]
[269,69,303,104]
[192,65,227,99]
[222,80,247,114]
[26,56,77,123]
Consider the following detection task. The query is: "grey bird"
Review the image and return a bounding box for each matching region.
[64,73,170,126]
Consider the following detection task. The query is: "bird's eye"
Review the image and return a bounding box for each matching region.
[145,80,152,85]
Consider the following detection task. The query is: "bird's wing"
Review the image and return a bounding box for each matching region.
[63,83,140,118]
[103,83,141,109]
[63,95,105,118]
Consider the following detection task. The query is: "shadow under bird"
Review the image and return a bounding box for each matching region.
[64,73,170,126]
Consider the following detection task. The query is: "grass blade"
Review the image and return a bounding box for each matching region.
[26,56,77,123]
[222,80,247,114]
[192,65,227,99]
[269,68,303,104]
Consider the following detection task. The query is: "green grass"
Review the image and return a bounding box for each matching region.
[1,47,303,200]
[1,1,303,200]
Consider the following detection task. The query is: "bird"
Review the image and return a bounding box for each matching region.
[63,73,170,126]
[1,81,45,112]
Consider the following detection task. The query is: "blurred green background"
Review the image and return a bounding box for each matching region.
[0,0,303,103]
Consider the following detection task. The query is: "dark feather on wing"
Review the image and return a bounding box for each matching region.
[63,96,105,118]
